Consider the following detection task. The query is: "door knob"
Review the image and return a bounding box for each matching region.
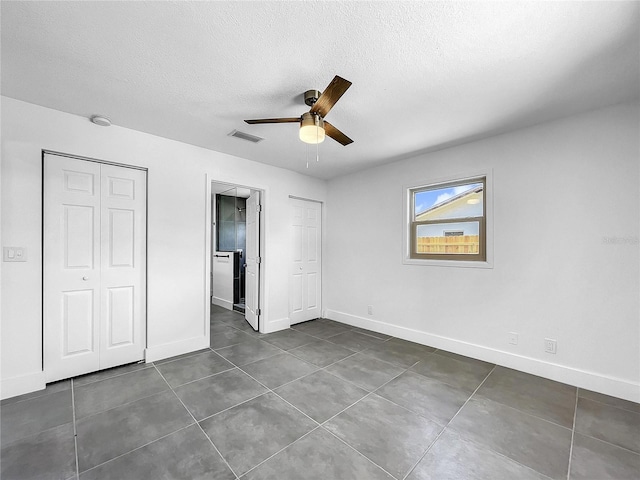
[82,276,89,281]
[299,267,303,270]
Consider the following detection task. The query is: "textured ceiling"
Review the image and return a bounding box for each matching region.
[2,1,638,179]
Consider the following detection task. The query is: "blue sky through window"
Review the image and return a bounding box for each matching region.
[415,182,482,216]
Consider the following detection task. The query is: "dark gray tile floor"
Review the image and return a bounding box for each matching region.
[1,304,639,479]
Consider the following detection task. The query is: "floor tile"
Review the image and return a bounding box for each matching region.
[449,396,571,479]
[73,362,151,387]
[288,339,355,367]
[275,370,368,423]
[215,339,283,366]
[260,329,316,350]
[155,350,234,388]
[76,390,193,472]
[209,325,255,349]
[326,330,387,352]
[411,351,494,392]
[80,424,234,480]
[569,432,640,479]
[0,388,72,445]
[174,368,267,421]
[1,422,76,480]
[241,353,318,389]
[324,394,441,479]
[362,337,435,368]
[325,352,404,391]
[290,320,351,339]
[1,379,70,406]
[575,397,640,453]
[376,371,469,425]
[476,366,576,428]
[578,388,640,414]
[407,429,549,480]
[74,367,169,419]
[200,392,316,476]
[243,427,393,480]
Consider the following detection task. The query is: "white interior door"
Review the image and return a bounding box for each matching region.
[45,154,146,382]
[244,191,260,330]
[290,198,322,325]
[45,156,101,381]
[99,164,146,369]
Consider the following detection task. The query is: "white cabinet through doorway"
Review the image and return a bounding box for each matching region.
[44,154,146,382]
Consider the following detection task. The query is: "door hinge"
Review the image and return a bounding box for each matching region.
[256,308,261,316]
[256,257,261,264]
[257,205,262,213]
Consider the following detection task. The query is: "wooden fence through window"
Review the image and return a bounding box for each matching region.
[417,235,479,254]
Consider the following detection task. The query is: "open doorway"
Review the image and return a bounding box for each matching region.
[210,182,262,331]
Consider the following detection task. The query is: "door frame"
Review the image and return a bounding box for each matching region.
[288,195,323,324]
[41,150,149,374]
[206,177,266,333]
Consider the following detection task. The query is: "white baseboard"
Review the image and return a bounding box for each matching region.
[212,296,233,311]
[1,371,46,401]
[326,309,640,403]
[264,317,289,334]
[145,335,210,363]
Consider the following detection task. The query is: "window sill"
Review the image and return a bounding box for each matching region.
[403,257,493,269]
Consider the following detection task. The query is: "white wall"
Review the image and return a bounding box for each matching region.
[1,96,327,399]
[325,102,640,402]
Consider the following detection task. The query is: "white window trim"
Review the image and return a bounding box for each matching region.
[402,170,494,269]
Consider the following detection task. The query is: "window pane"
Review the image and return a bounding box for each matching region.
[415,221,480,255]
[414,182,483,221]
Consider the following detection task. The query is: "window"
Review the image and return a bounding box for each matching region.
[409,176,486,262]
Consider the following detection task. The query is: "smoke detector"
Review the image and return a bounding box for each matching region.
[90,115,111,127]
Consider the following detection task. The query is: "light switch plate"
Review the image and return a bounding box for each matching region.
[3,247,27,262]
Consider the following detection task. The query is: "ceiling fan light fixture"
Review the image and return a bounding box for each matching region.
[299,112,325,144]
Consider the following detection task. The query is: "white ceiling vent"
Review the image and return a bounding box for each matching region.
[229,130,264,143]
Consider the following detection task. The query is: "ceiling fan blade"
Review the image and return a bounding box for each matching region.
[244,117,300,124]
[324,121,353,146]
[309,76,352,117]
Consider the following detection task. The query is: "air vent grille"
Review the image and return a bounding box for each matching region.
[229,130,264,143]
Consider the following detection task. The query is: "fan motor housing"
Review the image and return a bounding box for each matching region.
[304,89,322,107]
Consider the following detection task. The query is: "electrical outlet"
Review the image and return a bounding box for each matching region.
[508,332,518,345]
[367,305,373,315]
[544,338,557,354]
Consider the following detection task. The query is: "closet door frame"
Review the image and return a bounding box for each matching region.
[42,150,148,381]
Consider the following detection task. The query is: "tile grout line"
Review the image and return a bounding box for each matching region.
[401,364,497,480]
[234,366,323,428]
[318,425,401,480]
[566,387,579,480]
[164,365,237,390]
[71,378,80,480]
[234,365,398,479]
[0,381,71,407]
[73,386,172,423]
[578,394,640,415]
[151,364,241,479]
[236,426,322,479]
[73,361,149,388]
[235,358,401,478]
[77,424,196,476]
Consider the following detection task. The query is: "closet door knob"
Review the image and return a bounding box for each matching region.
[82,276,89,281]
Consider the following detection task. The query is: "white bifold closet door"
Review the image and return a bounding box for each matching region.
[44,154,146,383]
[289,198,322,325]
